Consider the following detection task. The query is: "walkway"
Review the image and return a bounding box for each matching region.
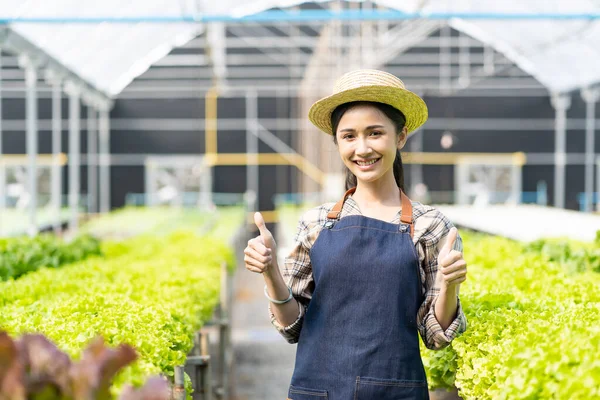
[229,224,297,400]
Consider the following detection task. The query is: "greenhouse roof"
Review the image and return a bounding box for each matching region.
[2,0,600,98]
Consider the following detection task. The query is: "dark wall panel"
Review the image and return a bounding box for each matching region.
[109,166,144,207]
[217,131,247,154]
[422,165,456,192]
[424,96,555,119]
[522,165,555,205]
[566,130,586,153]
[2,131,25,153]
[213,166,246,194]
[111,130,204,154]
[111,99,203,119]
[3,130,80,154]
[421,129,557,153]
[566,165,586,210]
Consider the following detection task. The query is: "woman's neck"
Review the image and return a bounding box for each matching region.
[353,173,400,206]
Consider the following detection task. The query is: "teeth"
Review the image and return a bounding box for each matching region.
[357,159,378,166]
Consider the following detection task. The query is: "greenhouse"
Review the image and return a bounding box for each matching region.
[0,1,599,399]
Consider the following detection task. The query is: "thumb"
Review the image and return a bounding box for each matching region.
[440,227,458,257]
[254,212,274,248]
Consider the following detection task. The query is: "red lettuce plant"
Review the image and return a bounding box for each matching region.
[0,331,171,400]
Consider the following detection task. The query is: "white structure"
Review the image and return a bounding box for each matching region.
[0,1,599,236]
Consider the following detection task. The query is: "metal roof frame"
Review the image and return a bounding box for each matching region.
[0,0,598,97]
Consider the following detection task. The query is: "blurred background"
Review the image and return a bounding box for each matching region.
[0,1,599,399]
[0,0,598,239]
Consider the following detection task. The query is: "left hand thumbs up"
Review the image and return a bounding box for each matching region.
[437,227,467,290]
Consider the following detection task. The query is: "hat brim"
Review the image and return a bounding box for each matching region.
[308,85,428,135]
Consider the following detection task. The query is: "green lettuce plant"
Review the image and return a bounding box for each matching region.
[421,230,600,399]
[0,231,234,394]
[0,234,101,281]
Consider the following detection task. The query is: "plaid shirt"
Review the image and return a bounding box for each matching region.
[269,195,467,350]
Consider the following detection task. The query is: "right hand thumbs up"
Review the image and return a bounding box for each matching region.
[254,212,275,250]
[243,212,278,274]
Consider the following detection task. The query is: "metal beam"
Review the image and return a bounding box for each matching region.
[46,70,63,233]
[86,104,97,214]
[256,123,325,185]
[117,85,550,99]
[230,24,308,53]
[245,90,259,213]
[2,10,599,23]
[0,154,67,166]
[184,35,495,50]
[153,52,515,67]
[0,27,111,103]
[598,157,600,211]
[0,48,4,235]
[370,19,441,69]
[21,54,39,236]
[458,30,471,87]
[124,77,544,91]
[66,82,81,232]
[551,93,571,209]
[227,26,305,74]
[108,116,600,131]
[439,23,452,95]
[136,65,532,80]
[206,22,227,84]
[99,106,110,213]
[59,151,600,167]
[581,86,600,212]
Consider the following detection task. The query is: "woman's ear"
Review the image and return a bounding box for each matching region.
[397,126,409,150]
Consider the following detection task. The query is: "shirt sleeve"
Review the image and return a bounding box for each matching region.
[416,209,468,350]
[268,209,320,344]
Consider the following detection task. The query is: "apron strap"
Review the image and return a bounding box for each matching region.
[326,187,356,220]
[400,190,414,237]
[326,187,415,238]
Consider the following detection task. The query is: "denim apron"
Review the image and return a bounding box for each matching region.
[287,188,429,400]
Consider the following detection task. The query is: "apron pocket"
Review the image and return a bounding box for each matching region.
[288,384,328,399]
[354,376,428,400]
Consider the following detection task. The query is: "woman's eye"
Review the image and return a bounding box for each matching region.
[343,134,354,139]
[370,131,382,136]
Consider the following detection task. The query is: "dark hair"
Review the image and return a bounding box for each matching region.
[331,101,406,191]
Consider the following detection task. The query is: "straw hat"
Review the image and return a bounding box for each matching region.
[308,69,428,135]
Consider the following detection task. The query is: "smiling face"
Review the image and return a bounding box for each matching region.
[334,104,408,186]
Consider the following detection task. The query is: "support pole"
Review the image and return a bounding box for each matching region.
[597,157,600,212]
[50,75,63,233]
[409,129,424,190]
[511,163,522,205]
[99,106,110,213]
[246,90,259,214]
[67,84,81,232]
[173,366,186,400]
[87,103,97,214]
[483,45,494,75]
[458,31,471,88]
[23,56,38,237]
[0,48,4,236]
[581,87,599,212]
[439,23,452,95]
[551,93,571,209]
[275,88,287,201]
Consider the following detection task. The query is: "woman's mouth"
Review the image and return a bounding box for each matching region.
[354,158,381,169]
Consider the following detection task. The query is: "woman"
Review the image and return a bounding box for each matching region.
[244,69,468,400]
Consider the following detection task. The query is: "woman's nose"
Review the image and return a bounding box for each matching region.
[355,138,371,155]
